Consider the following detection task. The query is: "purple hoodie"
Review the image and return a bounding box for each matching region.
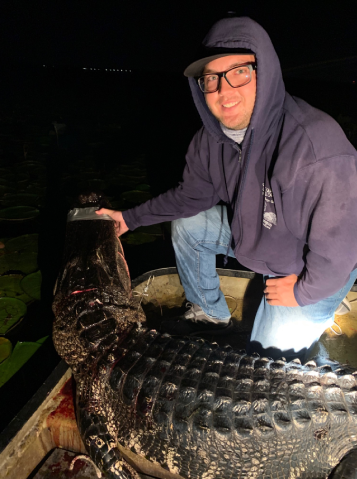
[123,17,357,306]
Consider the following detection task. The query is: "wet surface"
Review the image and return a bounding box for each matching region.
[32,448,105,479]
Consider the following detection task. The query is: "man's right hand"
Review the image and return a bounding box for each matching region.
[95,209,129,237]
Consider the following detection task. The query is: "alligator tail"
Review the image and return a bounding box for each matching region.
[78,408,140,479]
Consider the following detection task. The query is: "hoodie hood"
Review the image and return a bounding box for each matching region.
[188,17,285,144]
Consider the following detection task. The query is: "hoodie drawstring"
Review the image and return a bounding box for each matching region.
[223,129,255,266]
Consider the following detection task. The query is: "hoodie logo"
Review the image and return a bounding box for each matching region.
[262,183,277,230]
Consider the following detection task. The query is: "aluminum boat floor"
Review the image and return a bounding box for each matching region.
[135,270,357,368]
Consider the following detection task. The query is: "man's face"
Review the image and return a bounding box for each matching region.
[203,54,256,130]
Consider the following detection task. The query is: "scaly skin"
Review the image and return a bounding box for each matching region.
[53,194,357,479]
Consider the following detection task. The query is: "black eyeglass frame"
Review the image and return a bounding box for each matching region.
[197,62,257,94]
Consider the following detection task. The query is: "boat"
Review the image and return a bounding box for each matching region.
[1,267,356,478]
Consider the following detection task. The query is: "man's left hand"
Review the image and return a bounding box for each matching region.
[264,274,299,307]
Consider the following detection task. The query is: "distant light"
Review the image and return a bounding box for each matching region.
[83,68,87,70]
[43,64,45,67]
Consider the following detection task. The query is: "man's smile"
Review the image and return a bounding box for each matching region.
[222,101,239,109]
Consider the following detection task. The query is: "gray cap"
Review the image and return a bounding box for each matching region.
[184,46,254,77]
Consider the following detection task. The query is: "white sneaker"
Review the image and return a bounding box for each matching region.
[335,297,351,315]
[160,302,232,336]
[183,302,231,325]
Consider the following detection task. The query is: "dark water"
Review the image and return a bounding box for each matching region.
[0,64,356,433]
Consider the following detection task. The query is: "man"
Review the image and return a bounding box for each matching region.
[97,17,357,360]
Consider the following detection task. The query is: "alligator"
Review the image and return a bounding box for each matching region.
[53,193,357,479]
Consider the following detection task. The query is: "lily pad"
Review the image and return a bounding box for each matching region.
[80,171,102,179]
[0,251,38,275]
[119,166,147,176]
[21,271,41,300]
[0,185,16,197]
[121,190,152,204]
[0,206,39,220]
[25,185,46,195]
[108,200,128,211]
[2,194,41,208]
[2,174,16,182]
[16,161,45,171]
[16,180,30,191]
[78,179,107,191]
[0,336,48,387]
[0,179,15,187]
[0,274,32,303]
[0,297,27,334]
[136,225,162,235]
[0,274,24,296]
[122,232,158,245]
[136,184,151,192]
[108,175,146,188]
[5,234,39,253]
[16,173,31,182]
[0,338,12,364]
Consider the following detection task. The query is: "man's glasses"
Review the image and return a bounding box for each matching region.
[197,62,257,94]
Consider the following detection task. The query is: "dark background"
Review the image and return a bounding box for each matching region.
[0,0,357,433]
[1,0,357,72]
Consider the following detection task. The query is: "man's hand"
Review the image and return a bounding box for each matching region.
[95,209,129,237]
[264,274,299,307]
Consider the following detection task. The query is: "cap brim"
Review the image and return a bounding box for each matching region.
[184,48,254,77]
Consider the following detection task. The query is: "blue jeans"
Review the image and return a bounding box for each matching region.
[172,205,357,352]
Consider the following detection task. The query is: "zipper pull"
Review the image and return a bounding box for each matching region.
[232,143,242,162]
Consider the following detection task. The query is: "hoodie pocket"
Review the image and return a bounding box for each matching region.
[236,254,296,277]
[235,254,276,275]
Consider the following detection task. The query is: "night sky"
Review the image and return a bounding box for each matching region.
[2,0,357,73]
